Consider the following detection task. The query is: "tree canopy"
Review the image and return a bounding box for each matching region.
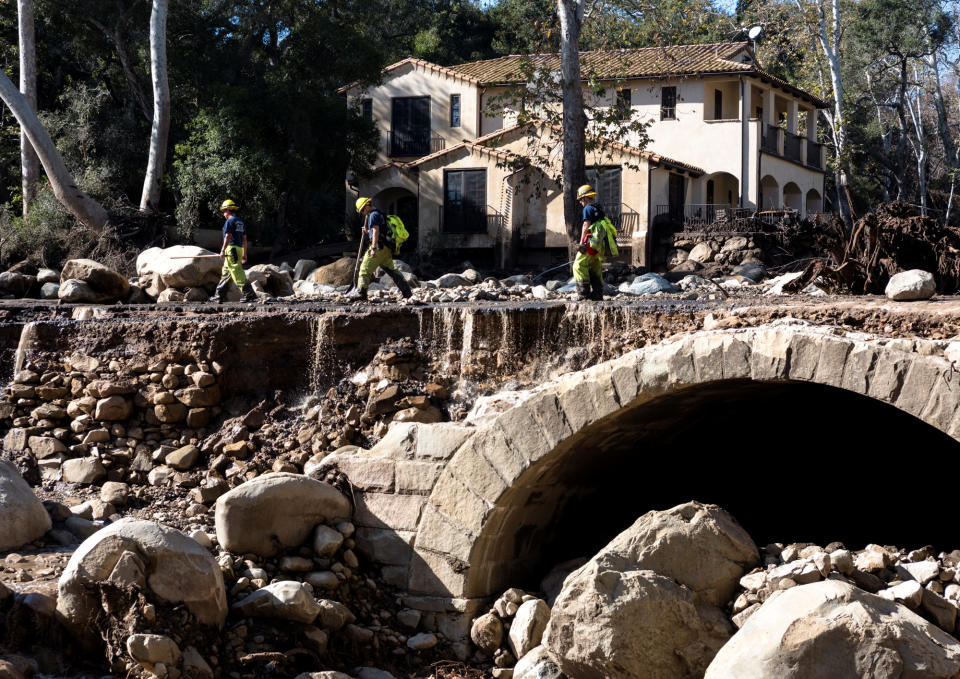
[1,0,959,267]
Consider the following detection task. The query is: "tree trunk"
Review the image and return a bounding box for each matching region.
[18,0,39,216]
[557,0,587,248]
[0,71,109,230]
[139,0,170,213]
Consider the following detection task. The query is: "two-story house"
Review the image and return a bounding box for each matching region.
[341,42,827,268]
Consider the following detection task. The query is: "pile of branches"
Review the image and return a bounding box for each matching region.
[783,202,960,295]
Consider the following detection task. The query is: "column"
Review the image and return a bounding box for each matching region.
[806,109,817,140]
[740,80,752,208]
[787,101,798,135]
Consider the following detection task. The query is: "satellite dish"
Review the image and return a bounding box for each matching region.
[747,25,763,41]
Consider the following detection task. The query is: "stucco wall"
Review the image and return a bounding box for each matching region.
[347,63,481,166]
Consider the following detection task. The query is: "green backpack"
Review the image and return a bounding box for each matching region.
[386,215,410,253]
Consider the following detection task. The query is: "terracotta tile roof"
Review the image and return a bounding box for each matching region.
[401,121,704,176]
[448,42,827,108]
[338,57,480,94]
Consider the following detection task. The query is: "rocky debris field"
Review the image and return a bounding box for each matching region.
[4,238,936,309]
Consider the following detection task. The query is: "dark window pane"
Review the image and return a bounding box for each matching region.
[616,89,631,121]
[714,90,722,119]
[361,99,372,120]
[391,97,431,156]
[450,94,461,127]
[586,166,622,215]
[661,86,676,120]
[443,169,486,233]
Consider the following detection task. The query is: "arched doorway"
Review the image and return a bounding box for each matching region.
[374,187,418,253]
[806,188,822,214]
[760,175,780,210]
[701,172,739,214]
[783,182,802,212]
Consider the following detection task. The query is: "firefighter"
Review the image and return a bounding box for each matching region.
[572,185,618,301]
[350,197,413,301]
[210,199,257,303]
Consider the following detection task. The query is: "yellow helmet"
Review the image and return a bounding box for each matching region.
[355,197,373,213]
[220,199,239,212]
[577,185,597,200]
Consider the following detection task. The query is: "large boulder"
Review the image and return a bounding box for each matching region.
[215,473,351,556]
[308,257,356,286]
[546,565,734,679]
[60,259,129,302]
[58,279,103,303]
[0,460,52,550]
[588,501,758,607]
[544,502,757,679]
[136,246,223,289]
[57,519,228,646]
[885,269,936,301]
[704,580,960,679]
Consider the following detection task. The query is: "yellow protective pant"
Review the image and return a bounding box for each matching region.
[573,251,602,282]
[358,246,397,288]
[220,245,249,286]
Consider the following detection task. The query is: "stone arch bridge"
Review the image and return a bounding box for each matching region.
[331,321,960,635]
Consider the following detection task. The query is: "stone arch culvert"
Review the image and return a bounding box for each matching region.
[332,320,960,628]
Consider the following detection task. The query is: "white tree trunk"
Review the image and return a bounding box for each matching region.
[0,71,109,230]
[557,0,587,245]
[18,0,39,216]
[139,0,170,213]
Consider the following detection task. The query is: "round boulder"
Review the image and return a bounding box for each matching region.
[57,519,227,647]
[308,257,356,286]
[214,472,351,557]
[136,245,222,289]
[885,269,936,301]
[0,460,52,550]
[233,581,321,623]
[60,259,130,302]
[704,580,960,679]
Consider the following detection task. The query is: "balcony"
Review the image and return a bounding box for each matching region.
[653,204,803,234]
[762,124,782,155]
[806,139,823,169]
[784,131,803,163]
[390,130,445,157]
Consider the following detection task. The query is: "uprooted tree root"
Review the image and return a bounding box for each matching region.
[783,202,960,295]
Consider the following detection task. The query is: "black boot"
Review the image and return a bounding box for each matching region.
[387,269,413,299]
[209,278,229,303]
[241,282,258,302]
[589,273,605,301]
[347,286,368,301]
[575,282,590,301]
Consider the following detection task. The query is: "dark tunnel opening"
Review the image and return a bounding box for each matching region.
[508,380,960,592]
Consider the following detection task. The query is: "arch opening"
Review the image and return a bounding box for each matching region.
[759,175,779,210]
[783,182,802,212]
[466,379,960,598]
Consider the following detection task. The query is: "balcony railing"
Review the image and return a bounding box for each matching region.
[762,124,782,155]
[655,204,786,233]
[389,130,445,157]
[806,140,822,169]
[784,131,803,163]
[438,205,502,235]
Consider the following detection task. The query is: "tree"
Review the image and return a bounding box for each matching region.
[558,0,587,245]
[0,71,109,230]
[139,0,170,213]
[17,0,39,215]
[794,0,854,227]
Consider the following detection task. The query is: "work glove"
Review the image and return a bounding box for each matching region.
[577,243,589,254]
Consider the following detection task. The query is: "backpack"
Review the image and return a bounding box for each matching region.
[386,215,409,253]
[587,205,619,258]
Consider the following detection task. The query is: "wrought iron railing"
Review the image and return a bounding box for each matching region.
[784,131,803,163]
[389,129,442,157]
[806,140,822,169]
